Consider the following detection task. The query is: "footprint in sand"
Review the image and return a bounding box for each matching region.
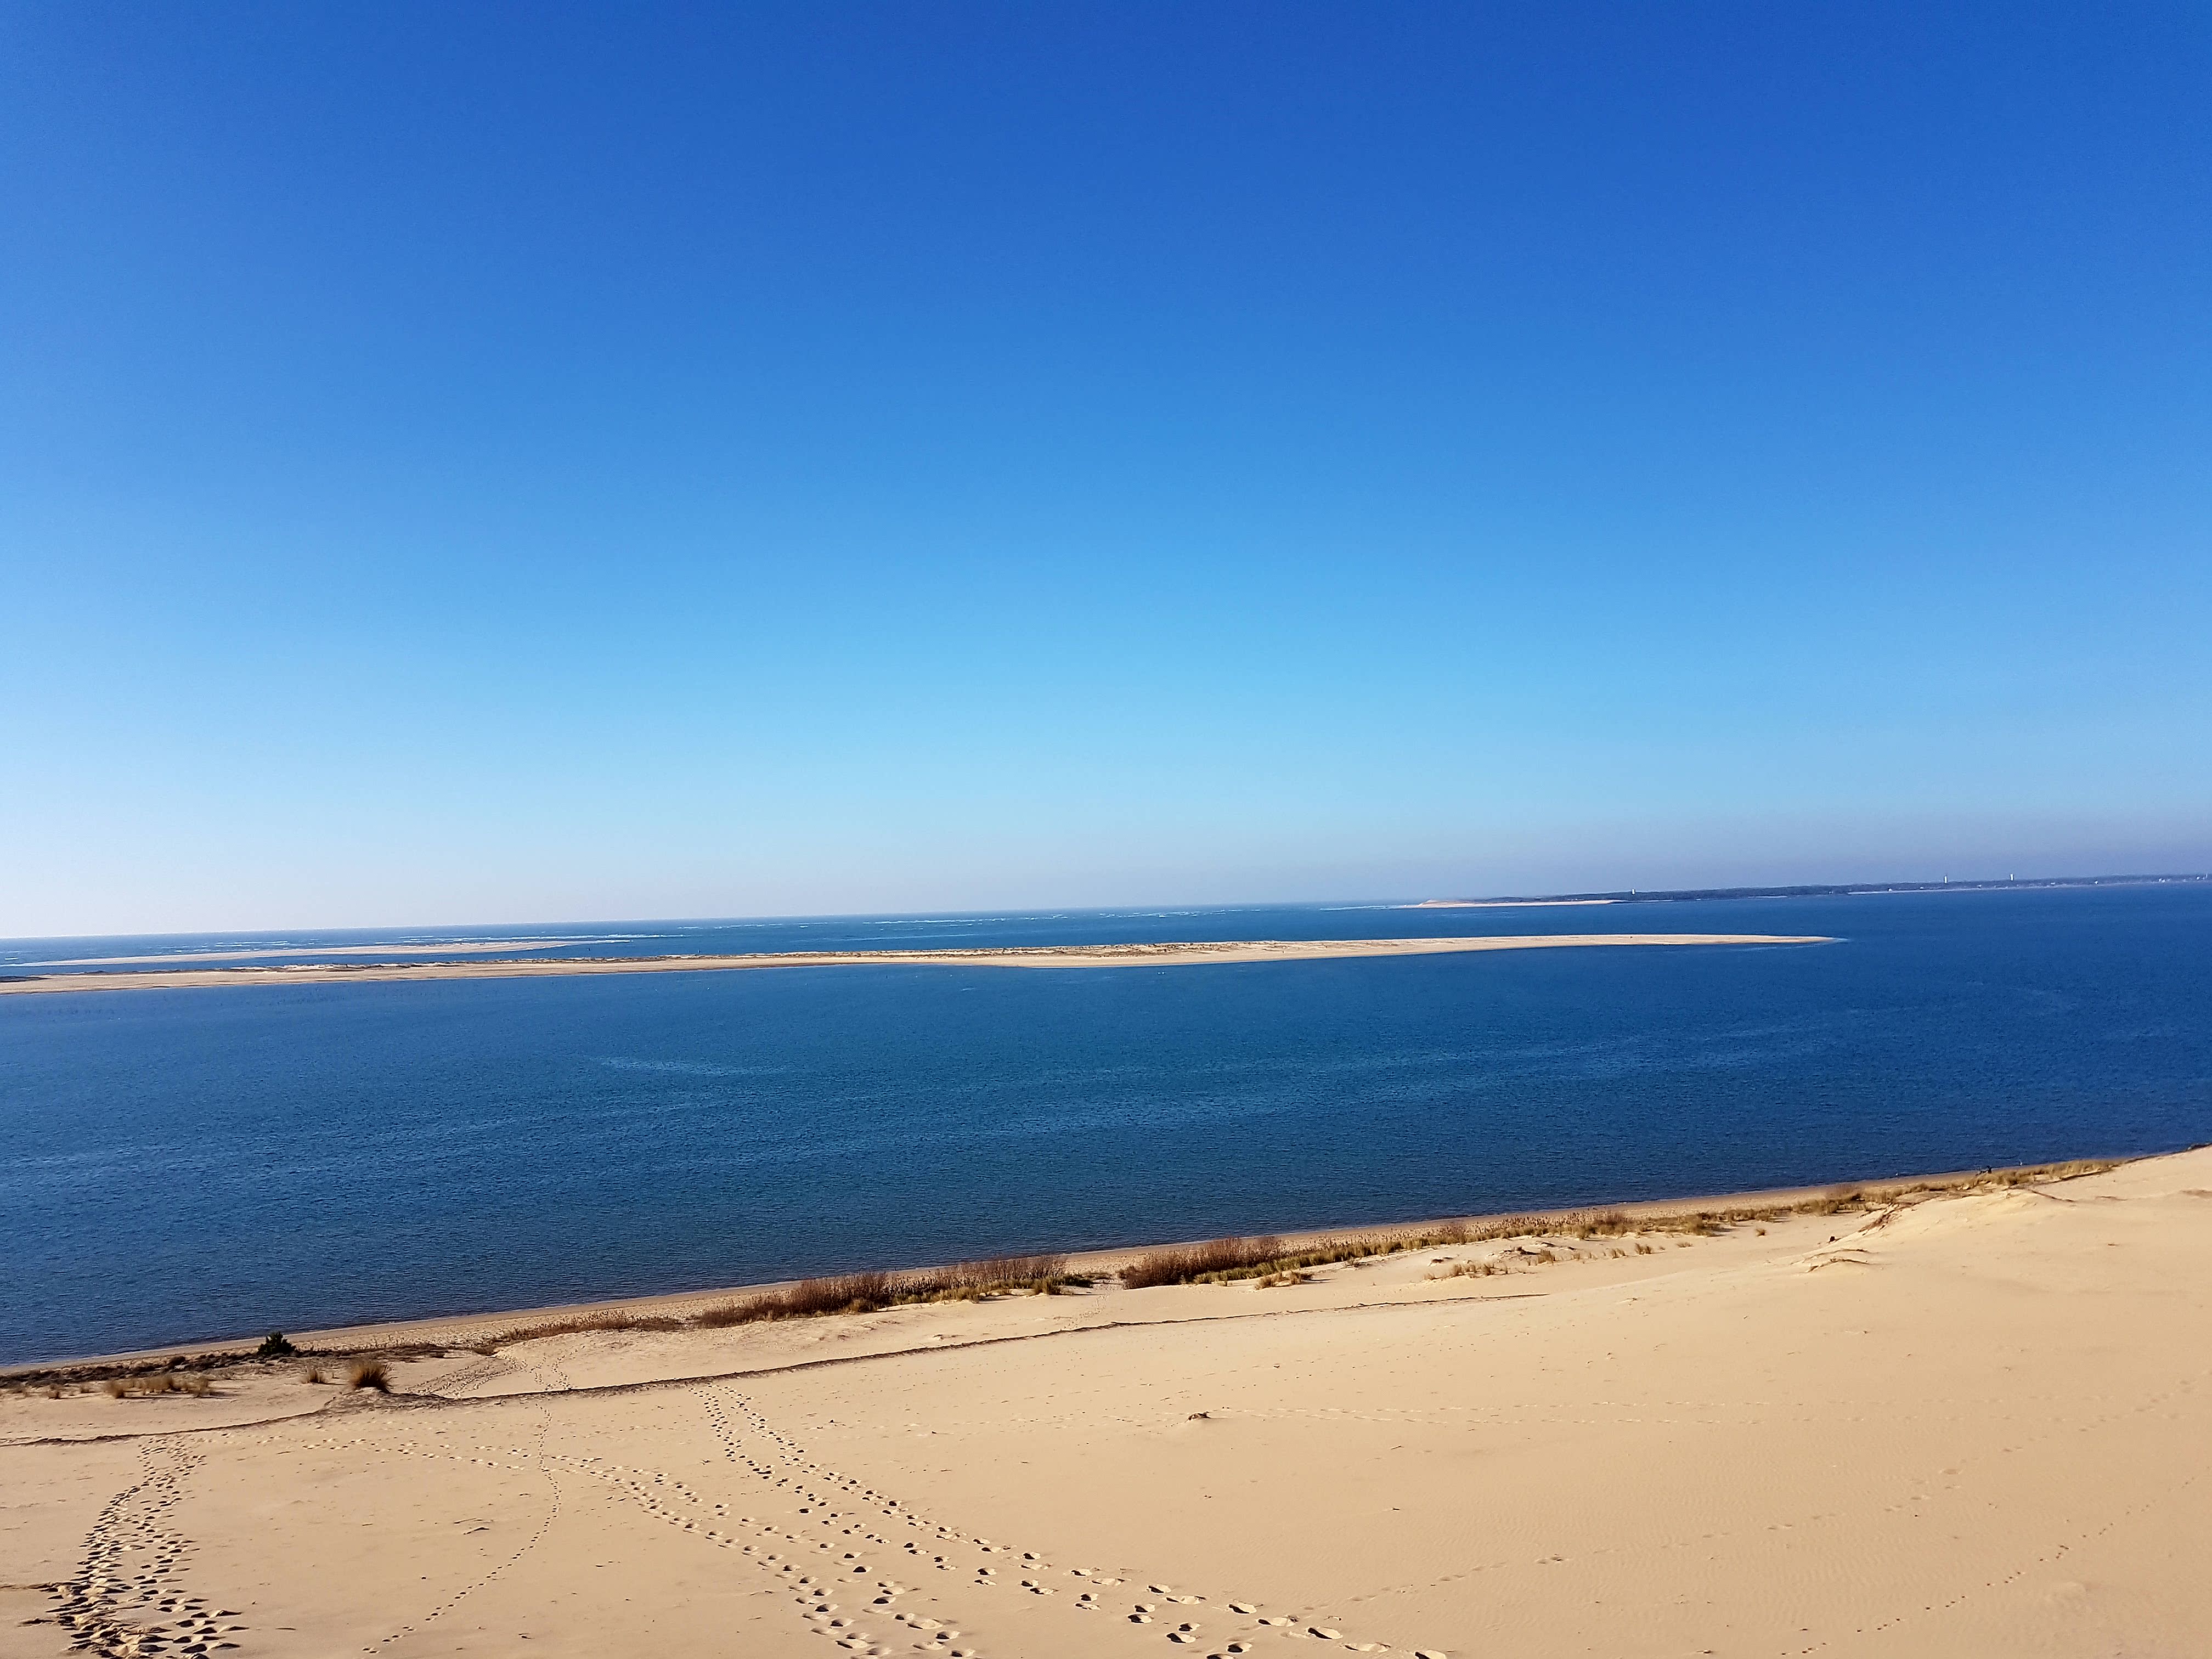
[47,1443,251,1659]
[704,1385,1452,1658]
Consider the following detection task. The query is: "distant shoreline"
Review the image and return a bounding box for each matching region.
[0,932,1830,995]
[1410,871,2209,907]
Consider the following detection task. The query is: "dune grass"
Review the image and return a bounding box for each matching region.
[479,1255,1082,1348]
[691,1254,1075,1329]
[347,1357,391,1392]
[1113,1160,2125,1289]
[101,1370,212,1399]
[489,1312,687,1346]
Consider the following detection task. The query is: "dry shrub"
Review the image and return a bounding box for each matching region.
[303,1367,328,1385]
[922,1254,1072,1297]
[1803,1184,1863,1216]
[689,1300,758,1329]
[1559,1209,1635,1237]
[492,1312,685,1348]
[692,1254,1084,1328]
[1120,1237,1285,1289]
[347,1357,391,1392]
[695,1271,895,1328]
[102,1371,213,1399]
[1124,1219,1587,1290]
[1443,1260,1506,1279]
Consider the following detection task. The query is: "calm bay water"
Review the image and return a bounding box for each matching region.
[4,885,2208,1365]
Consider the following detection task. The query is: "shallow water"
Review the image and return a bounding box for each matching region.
[4,885,2207,1363]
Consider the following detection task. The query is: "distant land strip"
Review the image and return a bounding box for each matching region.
[0,933,1832,995]
[1407,871,2209,906]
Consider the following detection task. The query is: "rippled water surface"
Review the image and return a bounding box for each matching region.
[4,885,2208,1363]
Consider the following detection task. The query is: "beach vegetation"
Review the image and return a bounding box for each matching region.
[688,1254,1078,1329]
[99,1370,212,1399]
[347,1357,391,1392]
[256,1332,297,1359]
[1111,1160,2124,1289]
[489,1312,686,1346]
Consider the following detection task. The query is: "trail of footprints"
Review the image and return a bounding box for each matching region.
[418,1352,521,1398]
[47,1441,247,1657]
[287,1392,1443,1656]
[47,1390,1443,1659]
[692,1386,1449,1659]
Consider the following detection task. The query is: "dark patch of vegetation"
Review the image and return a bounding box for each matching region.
[687,1254,1076,1331]
[1120,1237,1288,1289]
[489,1312,686,1346]
[256,1331,296,1359]
[346,1357,391,1392]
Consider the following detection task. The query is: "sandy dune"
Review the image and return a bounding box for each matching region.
[5,1150,2208,1657]
[0,933,1828,995]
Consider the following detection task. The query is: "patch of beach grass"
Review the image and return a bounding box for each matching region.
[347,1357,391,1392]
[1113,1160,2126,1290]
[689,1255,1078,1329]
[489,1311,686,1346]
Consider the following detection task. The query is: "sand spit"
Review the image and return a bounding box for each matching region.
[20,939,589,968]
[0,932,1828,995]
[6,1150,2209,1657]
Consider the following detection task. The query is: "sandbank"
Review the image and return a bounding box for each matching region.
[6,1149,2208,1657]
[19,940,590,968]
[0,932,1829,995]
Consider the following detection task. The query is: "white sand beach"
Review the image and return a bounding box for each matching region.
[0,933,1829,995]
[5,1150,2208,1657]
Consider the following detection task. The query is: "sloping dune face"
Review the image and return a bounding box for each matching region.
[5,1151,2209,1657]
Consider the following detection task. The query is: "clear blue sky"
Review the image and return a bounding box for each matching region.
[4,3,2207,935]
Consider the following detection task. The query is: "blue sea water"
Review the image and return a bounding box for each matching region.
[3,885,2208,1365]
